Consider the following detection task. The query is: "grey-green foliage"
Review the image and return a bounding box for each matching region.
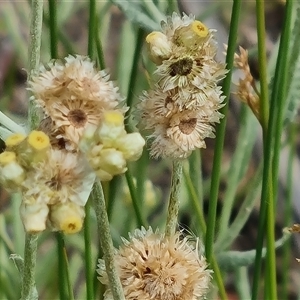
[109,0,160,31]
[217,229,291,272]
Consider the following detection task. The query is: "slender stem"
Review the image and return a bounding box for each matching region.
[63,241,75,300]
[84,200,94,299]
[165,160,183,237]
[281,124,296,299]
[28,0,43,130]
[88,0,96,58]
[95,13,106,69]
[205,0,241,264]
[48,0,58,59]
[21,234,38,300]
[125,170,147,227]
[255,3,269,129]
[92,181,125,300]
[125,28,145,132]
[183,166,227,300]
[55,233,70,299]
[251,0,271,296]
[166,0,179,14]
[252,1,293,299]
[21,1,43,299]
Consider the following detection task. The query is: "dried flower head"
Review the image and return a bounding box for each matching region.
[97,227,212,300]
[138,13,227,159]
[138,85,223,158]
[28,55,123,150]
[22,149,94,207]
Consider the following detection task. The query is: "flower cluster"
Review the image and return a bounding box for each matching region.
[79,110,145,181]
[138,13,227,158]
[0,55,145,233]
[0,131,94,233]
[97,227,212,300]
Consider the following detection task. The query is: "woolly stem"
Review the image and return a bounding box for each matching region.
[92,181,125,300]
[21,1,43,299]
[165,159,183,237]
[27,0,43,130]
[21,234,38,300]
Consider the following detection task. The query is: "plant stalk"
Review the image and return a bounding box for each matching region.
[92,181,125,300]
[165,159,183,237]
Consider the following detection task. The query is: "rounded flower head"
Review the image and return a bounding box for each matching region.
[138,12,227,159]
[97,227,212,300]
[138,85,223,158]
[22,149,95,207]
[28,55,124,150]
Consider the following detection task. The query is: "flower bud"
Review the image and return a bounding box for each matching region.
[174,21,209,49]
[97,110,126,147]
[146,31,172,64]
[5,133,26,148]
[99,148,127,176]
[116,132,145,161]
[49,202,85,234]
[0,151,25,187]
[20,202,49,233]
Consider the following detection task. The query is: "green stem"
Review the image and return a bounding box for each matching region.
[125,28,145,132]
[55,232,72,299]
[21,234,38,300]
[281,124,296,299]
[28,0,43,130]
[84,200,94,299]
[48,0,58,59]
[95,13,106,69]
[125,170,147,227]
[204,0,241,264]
[63,242,75,300]
[183,165,227,300]
[88,0,96,58]
[92,181,125,300]
[252,1,293,299]
[165,160,183,237]
[166,0,179,14]
[218,106,257,241]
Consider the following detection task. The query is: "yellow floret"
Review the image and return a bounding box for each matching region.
[146,31,161,43]
[60,216,83,234]
[103,110,124,126]
[192,21,208,38]
[27,130,50,151]
[5,133,26,147]
[0,151,17,165]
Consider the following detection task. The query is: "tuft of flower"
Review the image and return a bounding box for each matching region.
[97,227,212,300]
[80,110,145,181]
[28,54,124,151]
[0,131,95,234]
[138,13,227,159]
[233,46,260,119]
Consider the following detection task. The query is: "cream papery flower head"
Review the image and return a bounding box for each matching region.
[138,86,223,158]
[97,227,212,300]
[138,13,227,159]
[28,55,124,150]
[22,149,95,207]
